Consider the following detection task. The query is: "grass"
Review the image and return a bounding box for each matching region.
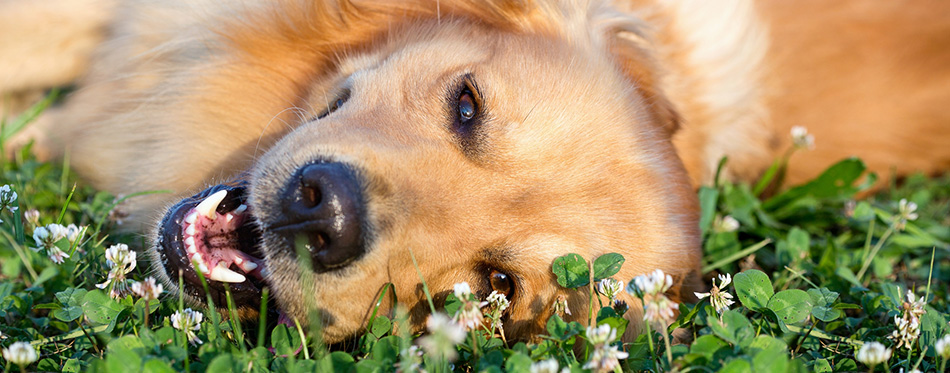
[0,102,948,372]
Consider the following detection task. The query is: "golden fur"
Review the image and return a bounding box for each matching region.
[3,0,948,343]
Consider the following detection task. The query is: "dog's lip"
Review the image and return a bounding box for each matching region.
[157,181,267,307]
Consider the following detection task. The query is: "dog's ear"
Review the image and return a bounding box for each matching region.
[577,4,681,136]
[606,33,681,136]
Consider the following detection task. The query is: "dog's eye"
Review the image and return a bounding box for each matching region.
[458,89,476,121]
[452,78,481,137]
[489,270,514,299]
[316,89,350,120]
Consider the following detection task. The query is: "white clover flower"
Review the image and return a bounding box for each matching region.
[529,358,560,373]
[790,126,815,150]
[583,344,629,373]
[2,341,37,367]
[131,277,163,300]
[170,308,204,345]
[855,341,891,367]
[890,315,921,350]
[32,224,71,264]
[894,198,919,230]
[694,273,735,316]
[64,224,84,245]
[643,293,678,327]
[713,215,740,233]
[553,294,571,317]
[485,291,510,337]
[97,243,137,298]
[453,282,472,300]
[23,209,39,226]
[47,246,70,264]
[936,334,950,359]
[628,269,673,298]
[585,324,617,346]
[418,312,466,362]
[889,289,926,350]
[0,185,18,213]
[396,345,424,373]
[597,278,624,302]
[455,298,486,331]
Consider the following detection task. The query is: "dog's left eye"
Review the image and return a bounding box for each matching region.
[315,89,350,120]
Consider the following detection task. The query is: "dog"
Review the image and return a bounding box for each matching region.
[3,0,949,344]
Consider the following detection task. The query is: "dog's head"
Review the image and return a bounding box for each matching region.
[148,0,701,344]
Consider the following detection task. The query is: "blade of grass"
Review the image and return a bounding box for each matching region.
[0,88,59,142]
[257,287,269,349]
[408,248,436,314]
[702,238,771,273]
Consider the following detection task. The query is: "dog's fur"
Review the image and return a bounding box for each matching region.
[3,0,949,343]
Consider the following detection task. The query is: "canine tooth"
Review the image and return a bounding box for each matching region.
[209,263,246,283]
[233,204,247,214]
[240,261,258,272]
[195,190,227,220]
[184,211,198,224]
[184,237,195,247]
[185,224,196,235]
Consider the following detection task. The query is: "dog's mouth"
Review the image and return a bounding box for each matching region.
[157,179,268,308]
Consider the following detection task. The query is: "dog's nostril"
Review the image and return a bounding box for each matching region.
[279,162,366,270]
[300,185,322,208]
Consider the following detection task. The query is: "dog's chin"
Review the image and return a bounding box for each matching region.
[154,177,270,314]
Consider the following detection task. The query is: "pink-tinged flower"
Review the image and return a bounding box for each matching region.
[583,324,628,373]
[64,224,84,245]
[23,209,40,226]
[694,273,735,316]
[417,312,466,362]
[642,293,678,327]
[485,291,510,336]
[170,308,204,345]
[131,276,163,300]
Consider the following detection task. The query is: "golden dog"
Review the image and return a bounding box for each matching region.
[2,0,948,344]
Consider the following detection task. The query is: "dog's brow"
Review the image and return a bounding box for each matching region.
[479,247,515,264]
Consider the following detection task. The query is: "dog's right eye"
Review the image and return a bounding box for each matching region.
[489,270,514,299]
[315,89,350,120]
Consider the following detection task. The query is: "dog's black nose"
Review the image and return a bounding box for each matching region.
[278,162,365,270]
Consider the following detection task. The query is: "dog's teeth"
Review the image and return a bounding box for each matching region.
[225,213,234,222]
[185,224,196,235]
[195,190,227,220]
[184,237,195,247]
[184,211,198,224]
[209,262,246,283]
[186,244,197,254]
[233,204,247,214]
[240,261,258,272]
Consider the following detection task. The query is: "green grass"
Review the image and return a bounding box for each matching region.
[0,103,948,372]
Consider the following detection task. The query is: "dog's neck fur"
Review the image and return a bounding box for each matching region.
[627,0,772,185]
